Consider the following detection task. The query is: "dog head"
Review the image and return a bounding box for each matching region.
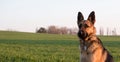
[77,11,96,39]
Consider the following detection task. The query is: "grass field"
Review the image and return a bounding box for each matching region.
[0,31,119,62]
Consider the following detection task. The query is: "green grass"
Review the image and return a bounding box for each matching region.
[0,31,77,40]
[0,31,119,62]
[0,40,79,62]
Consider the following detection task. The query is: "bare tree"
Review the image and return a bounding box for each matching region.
[67,28,78,35]
[60,27,68,34]
[99,27,104,35]
[112,28,117,36]
[48,25,59,34]
[106,27,109,36]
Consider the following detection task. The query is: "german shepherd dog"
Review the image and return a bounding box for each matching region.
[77,11,114,62]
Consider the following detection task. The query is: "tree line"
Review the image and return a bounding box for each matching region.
[36,26,118,36]
[36,25,78,35]
[99,27,117,36]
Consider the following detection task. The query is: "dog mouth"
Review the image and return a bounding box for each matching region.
[78,30,88,39]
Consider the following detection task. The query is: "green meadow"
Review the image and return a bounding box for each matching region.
[0,31,119,62]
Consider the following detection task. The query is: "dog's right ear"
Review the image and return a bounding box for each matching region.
[77,12,84,28]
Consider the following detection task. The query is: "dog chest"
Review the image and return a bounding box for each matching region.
[80,51,92,62]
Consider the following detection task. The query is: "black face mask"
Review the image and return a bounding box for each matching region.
[77,30,88,39]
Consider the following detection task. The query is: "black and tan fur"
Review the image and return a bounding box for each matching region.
[77,11,114,62]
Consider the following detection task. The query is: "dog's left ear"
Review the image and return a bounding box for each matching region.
[87,11,96,24]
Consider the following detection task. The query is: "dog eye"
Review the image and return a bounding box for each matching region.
[85,24,89,28]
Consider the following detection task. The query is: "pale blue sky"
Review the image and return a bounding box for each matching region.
[0,0,120,34]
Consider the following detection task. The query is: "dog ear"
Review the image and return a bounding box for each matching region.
[77,12,84,28]
[87,11,96,24]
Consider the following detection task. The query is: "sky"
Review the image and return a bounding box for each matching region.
[0,0,120,35]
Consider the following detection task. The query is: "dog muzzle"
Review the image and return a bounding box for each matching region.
[78,30,88,39]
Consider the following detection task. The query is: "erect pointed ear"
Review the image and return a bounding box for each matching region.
[87,11,96,24]
[77,12,84,27]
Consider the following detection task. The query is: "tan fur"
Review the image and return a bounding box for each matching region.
[80,35,110,62]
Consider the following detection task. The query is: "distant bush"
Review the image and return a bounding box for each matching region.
[36,27,47,33]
